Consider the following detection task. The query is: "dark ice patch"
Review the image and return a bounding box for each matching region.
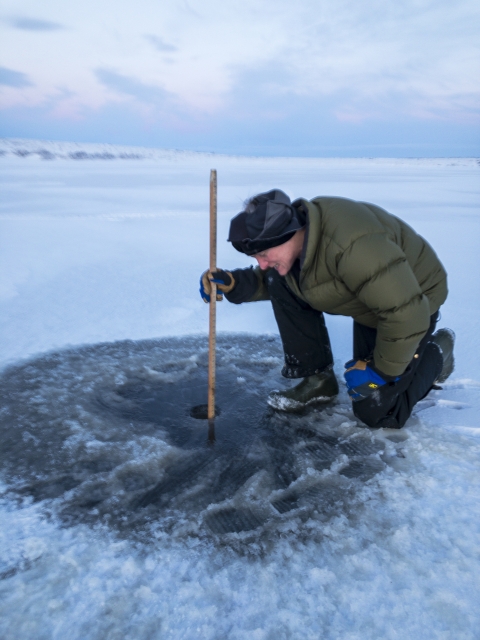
[205,508,265,534]
[272,483,348,516]
[0,335,391,547]
[339,458,386,480]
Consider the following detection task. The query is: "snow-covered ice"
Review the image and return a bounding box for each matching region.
[0,139,479,639]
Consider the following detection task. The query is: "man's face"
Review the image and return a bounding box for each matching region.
[253,233,302,276]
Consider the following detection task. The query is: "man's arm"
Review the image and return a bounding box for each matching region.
[224,266,271,304]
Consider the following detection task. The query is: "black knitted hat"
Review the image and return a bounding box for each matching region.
[228,189,305,255]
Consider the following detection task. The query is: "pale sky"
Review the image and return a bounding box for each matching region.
[0,0,479,155]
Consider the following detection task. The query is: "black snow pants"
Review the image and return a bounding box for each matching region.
[265,268,443,429]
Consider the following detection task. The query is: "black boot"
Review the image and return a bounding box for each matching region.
[268,366,339,411]
[431,328,455,383]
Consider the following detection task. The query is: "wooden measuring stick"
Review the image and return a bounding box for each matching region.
[208,169,217,421]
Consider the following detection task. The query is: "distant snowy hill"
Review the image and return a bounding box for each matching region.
[0,137,215,162]
[1,137,478,166]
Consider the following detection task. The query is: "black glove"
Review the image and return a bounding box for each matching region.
[199,269,236,303]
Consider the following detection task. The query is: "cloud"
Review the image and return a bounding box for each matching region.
[0,0,478,155]
[95,69,171,105]
[144,35,177,53]
[0,66,33,88]
[8,17,65,31]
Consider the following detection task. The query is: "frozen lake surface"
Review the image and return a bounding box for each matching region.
[0,140,479,638]
[1,335,392,548]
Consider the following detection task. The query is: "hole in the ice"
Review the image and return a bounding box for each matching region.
[190,404,221,419]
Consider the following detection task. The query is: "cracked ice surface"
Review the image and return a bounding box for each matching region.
[0,142,479,639]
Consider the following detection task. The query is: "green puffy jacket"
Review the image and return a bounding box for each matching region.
[247,196,448,376]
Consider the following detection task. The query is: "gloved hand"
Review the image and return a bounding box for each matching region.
[344,359,399,401]
[199,269,236,303]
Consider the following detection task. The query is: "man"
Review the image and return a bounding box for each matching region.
[200,189,454,429]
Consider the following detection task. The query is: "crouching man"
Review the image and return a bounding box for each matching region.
[200,190,454,430]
